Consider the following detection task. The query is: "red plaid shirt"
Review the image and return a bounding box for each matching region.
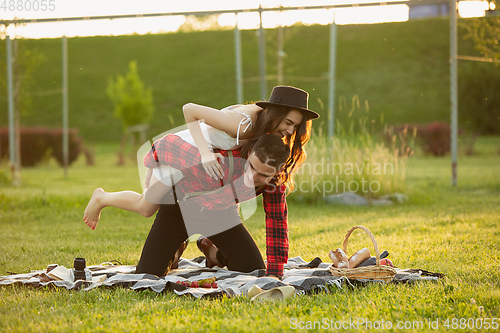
[143,134,288,277]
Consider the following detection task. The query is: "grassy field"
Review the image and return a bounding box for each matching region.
[0,136,499,332]
[0,18,488,144]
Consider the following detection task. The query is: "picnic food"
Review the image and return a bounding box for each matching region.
[348,248,371,268]
[357,250,390,267]
[328,248,349,268]
[380,258,394,267]
[197,277,216,286]
[176,277,217,288]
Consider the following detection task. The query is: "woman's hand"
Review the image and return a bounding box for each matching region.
[144,168,153,189]
[201,152,225,180]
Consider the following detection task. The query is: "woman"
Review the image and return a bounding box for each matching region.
[83,86,319,230]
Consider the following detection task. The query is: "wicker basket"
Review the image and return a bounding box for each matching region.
[329,225,397,283]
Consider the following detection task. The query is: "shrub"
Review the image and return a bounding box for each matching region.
[0,127,50,166]
[0,127,82,167]
[49,128,83,167]
[384,122,451,156]
[418,122,451,156]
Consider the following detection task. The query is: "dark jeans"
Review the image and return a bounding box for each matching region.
[135,202,265,276]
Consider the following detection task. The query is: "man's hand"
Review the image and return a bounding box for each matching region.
[144,168,153,189]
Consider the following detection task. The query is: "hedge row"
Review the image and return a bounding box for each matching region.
[0,127,82,167]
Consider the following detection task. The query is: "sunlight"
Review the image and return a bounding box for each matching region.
[0,0,494,39]
[335,5,409,25]
[458,0,490,17]
[5,16,187,39]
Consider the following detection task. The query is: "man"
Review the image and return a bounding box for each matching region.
[135,133,290,278]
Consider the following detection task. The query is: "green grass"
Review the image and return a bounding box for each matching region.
[0,18,485,144]
[0,136,499,332]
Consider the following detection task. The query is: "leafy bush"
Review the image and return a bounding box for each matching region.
[0,127,82,167]
[48,128,83,167]
[384,122,451,156]
[418,122,451,156]
[1,127,49,166]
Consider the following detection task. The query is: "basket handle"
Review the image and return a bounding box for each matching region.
[342,225,382,267]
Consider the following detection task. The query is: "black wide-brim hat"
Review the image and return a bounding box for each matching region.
[255,85,320,119]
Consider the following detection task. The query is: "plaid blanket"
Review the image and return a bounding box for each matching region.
[0,257,444,299]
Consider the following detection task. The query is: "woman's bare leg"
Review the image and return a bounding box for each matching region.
[83,174,172,229]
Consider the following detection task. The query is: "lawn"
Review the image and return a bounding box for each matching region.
[0,136,499,332]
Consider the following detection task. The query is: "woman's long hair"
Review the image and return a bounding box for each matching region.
[239,105,312,192]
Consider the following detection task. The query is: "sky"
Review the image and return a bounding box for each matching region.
[1,0,493,39]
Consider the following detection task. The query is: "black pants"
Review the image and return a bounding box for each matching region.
[135,202,265,276]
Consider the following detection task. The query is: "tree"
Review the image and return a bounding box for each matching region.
[107,60,154,131]
[106,60,154,165]
[459,5,500,134]
[462,4,500,64]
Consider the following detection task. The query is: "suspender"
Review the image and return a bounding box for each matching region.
[182,151,235,201]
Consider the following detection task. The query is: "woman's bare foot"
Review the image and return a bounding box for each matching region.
[83,188,106,230]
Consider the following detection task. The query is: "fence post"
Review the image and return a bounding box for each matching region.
[62,35,69,177]
[234,14,244,104]
[450,0,458,186]
[277,22,284,85]
[328,11,337,141]
[6,35,20,185]
[258,5,267,100]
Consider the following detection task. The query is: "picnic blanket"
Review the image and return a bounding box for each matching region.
[0,257,444,299]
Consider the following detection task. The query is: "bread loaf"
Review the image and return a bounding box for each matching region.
[348,248,371,268]
[328,248,349,268]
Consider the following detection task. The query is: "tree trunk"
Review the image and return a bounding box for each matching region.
[116,134,127,166]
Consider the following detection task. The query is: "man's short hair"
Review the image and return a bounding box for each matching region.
[251,134,291,169]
